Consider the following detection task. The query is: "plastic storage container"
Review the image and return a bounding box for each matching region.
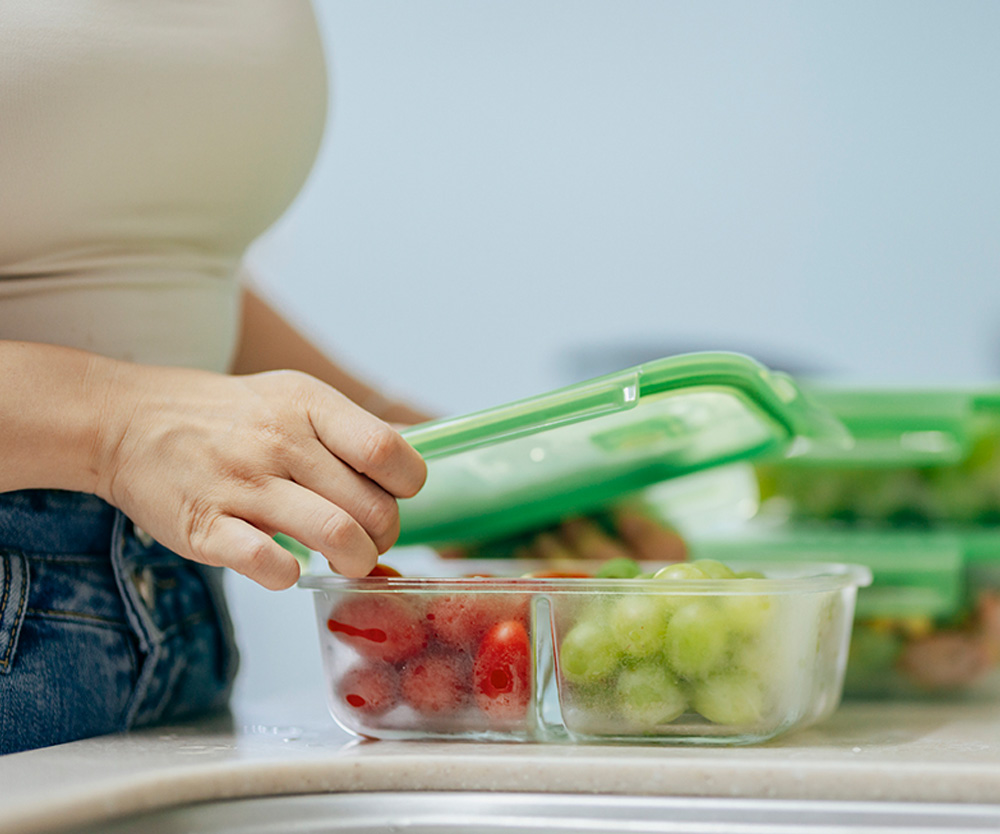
[741,386,1000,699]
[690,526,1000,699]
[300,352,873,743]
[754,388,1000,526]
[301,558,870,745]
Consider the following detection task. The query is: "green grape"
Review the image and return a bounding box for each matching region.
[733,570,765,580]
[664,599,731,680]
[721,594,774,636]
[608,594,672,659]
[653,563,708,581]
[731,635,779,682]
[558,618,621,685]
[692,671,765,725]
[616,663,687,727]
[689,559,736,579]
[596,557,643,579]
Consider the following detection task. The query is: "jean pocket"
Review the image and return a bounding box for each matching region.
[0,549,29,676]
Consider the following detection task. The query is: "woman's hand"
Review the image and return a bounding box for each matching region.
[93,363,427,590]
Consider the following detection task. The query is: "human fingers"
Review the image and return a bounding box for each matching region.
[612,508,688,562]
[198,515,302,590]
[303,384,427,499]
[558,517,632,561]
[285,436,401,554]
[244,478,380,578]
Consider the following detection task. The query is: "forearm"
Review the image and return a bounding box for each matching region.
[231,287,434,425]
[0,341,117,495]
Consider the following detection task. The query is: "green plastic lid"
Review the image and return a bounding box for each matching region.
[767,387,1000,467]
[396,352,847,547]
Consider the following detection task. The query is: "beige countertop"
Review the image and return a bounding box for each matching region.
[4,692,1000,834]
[5,553,1000,834]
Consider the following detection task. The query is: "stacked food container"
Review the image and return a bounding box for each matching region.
[715,387,1000,699]
[300,353,872,745]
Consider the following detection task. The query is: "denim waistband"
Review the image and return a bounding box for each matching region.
[0,490,118,556]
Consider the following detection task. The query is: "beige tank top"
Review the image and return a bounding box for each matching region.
[0,2,327,371]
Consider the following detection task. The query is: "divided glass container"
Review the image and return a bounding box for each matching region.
[299,352,873,743]
[301,560,870,744]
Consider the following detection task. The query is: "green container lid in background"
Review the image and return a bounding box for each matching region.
[397,352,848,548]
[688,526,967,622]
[754,387,1000,526]
[764,387,1000,468]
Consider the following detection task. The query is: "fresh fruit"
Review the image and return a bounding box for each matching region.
[607,594,672,659]
[721,594,773,636]
[327,594,428,663]
[653,562,709,581]
[595,557,643,579]
[558,618,621,684]
[689,559,736,579]
[424,593,529,650]
[399,652,471,715]
[337,662,400,716]
[616,663,688,727]
[327,554,792,737]
[691,671,764,725]
[473,620,532,722]
[663,599,731,680]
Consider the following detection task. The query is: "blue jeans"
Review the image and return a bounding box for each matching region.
[0,490,239,755]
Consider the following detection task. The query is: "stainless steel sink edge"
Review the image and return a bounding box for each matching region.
[62,791,1000,834]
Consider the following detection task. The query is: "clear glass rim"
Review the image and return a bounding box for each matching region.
[298,561,872,596]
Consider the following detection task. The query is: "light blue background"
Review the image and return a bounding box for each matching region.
[232,1,1000,715]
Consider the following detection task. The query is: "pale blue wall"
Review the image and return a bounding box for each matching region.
[249,0,1000,417]
[233,1,1000,712]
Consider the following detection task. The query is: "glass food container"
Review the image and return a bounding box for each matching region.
[299,352,871,743]
[301,558,870,745]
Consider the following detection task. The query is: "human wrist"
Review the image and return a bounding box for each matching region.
[0,342,125,496]
[85,353,143,504]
